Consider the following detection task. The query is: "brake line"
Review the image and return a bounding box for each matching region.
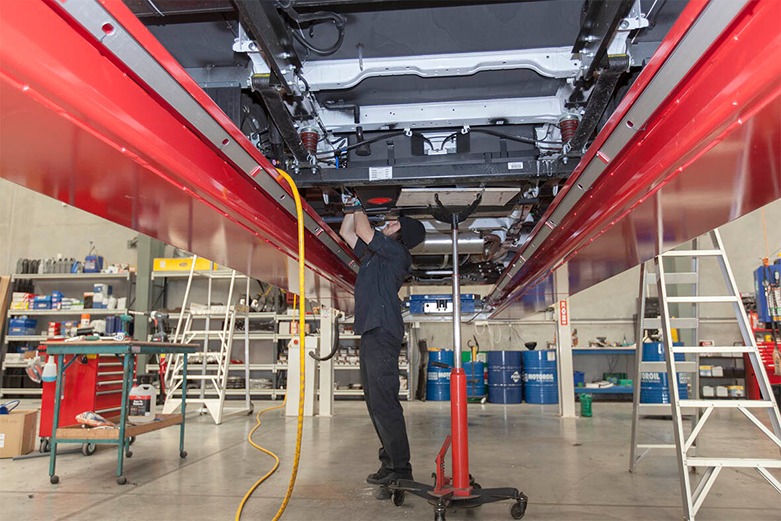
[235,168,307,521]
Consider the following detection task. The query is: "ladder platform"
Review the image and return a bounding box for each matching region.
[640,361,697,372]
[662,249,724,257]
[671,345,752,354]
[642,317,699,329]
[666,296,739,304]
[685,457,781,468]
[637,443,676,449]
[679,399,777,408]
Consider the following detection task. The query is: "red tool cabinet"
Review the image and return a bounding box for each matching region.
[39,347,131,442]
[745,342,781,400]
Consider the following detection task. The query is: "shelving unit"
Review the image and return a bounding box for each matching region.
[1,272,134,398]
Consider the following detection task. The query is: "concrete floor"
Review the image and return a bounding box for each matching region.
[1,400,779,521]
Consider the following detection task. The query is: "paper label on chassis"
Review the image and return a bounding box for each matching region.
[369,166,393,181]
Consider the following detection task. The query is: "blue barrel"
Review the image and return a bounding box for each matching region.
[464,361,485,398]
[640,342,689,404]
[427,350,453,401]
[522,350,559,404]
[487,351,523,404]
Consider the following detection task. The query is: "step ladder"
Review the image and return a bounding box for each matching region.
[162,257,252,424]
[630,230,781,520]
[630,242,702,470]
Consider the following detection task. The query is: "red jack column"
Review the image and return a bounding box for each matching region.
[449,215,471,495]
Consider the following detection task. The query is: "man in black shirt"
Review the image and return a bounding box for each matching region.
[340,204,426,486]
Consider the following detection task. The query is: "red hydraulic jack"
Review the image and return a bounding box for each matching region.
[388,194,528,520]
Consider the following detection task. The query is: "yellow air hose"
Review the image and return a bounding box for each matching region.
[235,168,307,521]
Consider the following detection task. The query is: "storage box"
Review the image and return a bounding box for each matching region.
[84,255,104,273]
[92,284,112,309]
[32,295,52,310]
[408,294,477,314]
[153,257,219,272]
[0,410,39,458]
[702,385,715,397]
[711,366,724,377]
[8,318,37,336]
[716,386,729,398]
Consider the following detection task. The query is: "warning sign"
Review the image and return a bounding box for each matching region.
[559,300,569,325]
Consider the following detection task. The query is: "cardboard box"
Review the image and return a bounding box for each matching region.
[0,410,38,458]
[153,257,219,272]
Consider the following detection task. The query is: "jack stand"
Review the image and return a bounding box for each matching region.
[388,193,528,520]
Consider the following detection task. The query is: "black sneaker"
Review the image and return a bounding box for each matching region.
[366,467,392,485]
[373,471,414,486]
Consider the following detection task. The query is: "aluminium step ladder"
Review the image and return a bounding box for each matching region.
[162,257,252,424]
[630,230,781,520]
[630,241,702,471]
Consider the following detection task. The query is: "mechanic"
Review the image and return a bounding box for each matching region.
[339,198,426,486]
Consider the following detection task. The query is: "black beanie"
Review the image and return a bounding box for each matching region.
[398,216,426,249]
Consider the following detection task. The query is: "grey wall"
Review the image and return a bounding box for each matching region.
[0,179,138,274]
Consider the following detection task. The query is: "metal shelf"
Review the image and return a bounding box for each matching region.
[575,386,634,394]
[8,308,128,317]
[573,348,636,355]
[11,273,132,281]
[5,335,48,342]
[334,365,408,371]
[0,388,42,396]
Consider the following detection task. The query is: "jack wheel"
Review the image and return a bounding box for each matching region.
[180,450,188,459]
[374,486,392,500]
[510,500,527,519]
[50,475,59,485]
[125,450,133,458]
[81,443,96,456]
[392,490,405,506]
[117,476,127,485]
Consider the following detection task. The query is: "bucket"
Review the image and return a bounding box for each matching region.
[487,351,523,404]
[426,350,454,401]
[640,342,689,404]
[129,383,157,423]
[464,361,485,398]
[522,350,558,404]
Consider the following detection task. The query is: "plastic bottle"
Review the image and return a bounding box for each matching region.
[41,356,57,383]
[128,380,157,423]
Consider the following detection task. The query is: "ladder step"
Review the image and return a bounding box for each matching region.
[679,399,776,408]
[645,272,699,285]
[640,361,697,372]
[642,317,699,329]
[685,457,781,468]
[672,345,753,354]
[666,296,739,304]
[637,444,676,449]
[662,249,724,257]
[172,375,221,380]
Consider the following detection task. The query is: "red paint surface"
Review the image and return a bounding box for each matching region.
[494,0,781,317]
[449,368,471,495]
[0,0,356,310]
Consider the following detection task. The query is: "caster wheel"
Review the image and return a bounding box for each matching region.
[50,475,59,485]
[180,450,188,459]
[247,403,255,415]
[117,476,127,485]
[392,490,405,507]
[40,439,51,453]
[374,486,392,500]
[125,450,133,458]
[472,482,482,489]
[81,443,96,456]
[510,500,527,519]
[434,513,446,521]
[128,436,136,446]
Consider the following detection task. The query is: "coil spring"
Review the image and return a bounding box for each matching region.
[559,117,579,144]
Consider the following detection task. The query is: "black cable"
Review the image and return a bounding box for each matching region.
[315,130,406,158]
[470,128,563,146]
[283,6,346,57]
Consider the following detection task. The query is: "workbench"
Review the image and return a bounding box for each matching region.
[44,341,196,485]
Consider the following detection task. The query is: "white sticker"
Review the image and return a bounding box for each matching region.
[507,162,525,170]
[547,351,556,362]
[369,166,393,181]
[0,433,4,448]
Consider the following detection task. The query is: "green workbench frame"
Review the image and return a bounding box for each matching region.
[44,341,196,485]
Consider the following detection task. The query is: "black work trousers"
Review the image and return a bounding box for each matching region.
[359,327,412,475]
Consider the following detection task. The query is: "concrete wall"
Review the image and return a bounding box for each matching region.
[0,179,138,274]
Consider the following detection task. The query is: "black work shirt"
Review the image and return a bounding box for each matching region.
[353,230,411,340]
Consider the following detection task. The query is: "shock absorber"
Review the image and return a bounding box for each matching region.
[299,126,319,155]
[559,115,580,144]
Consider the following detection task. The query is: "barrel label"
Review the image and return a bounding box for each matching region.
[428,372,451,382]
[523,372,555,383]
[641,372,662,383]
[511,371,521,383]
